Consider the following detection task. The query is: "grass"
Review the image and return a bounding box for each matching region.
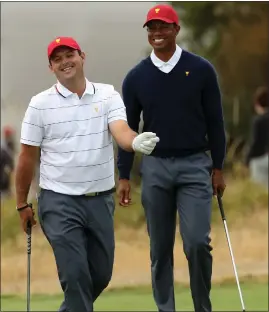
[1,281,268,311]
[2,166,268,309]
[2,172,268,243]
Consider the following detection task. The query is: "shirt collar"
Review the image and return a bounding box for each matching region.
[55,78,95,98]
[150,44,182,68]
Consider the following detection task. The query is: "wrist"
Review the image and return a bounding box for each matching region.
[212,168,223,176]
[119,177,130,182]
[16,202,29,210]
[131,137,137,152]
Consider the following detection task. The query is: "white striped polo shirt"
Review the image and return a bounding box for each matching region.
[20,78,127,195]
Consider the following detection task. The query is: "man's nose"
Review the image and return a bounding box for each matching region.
[61,59,70,66]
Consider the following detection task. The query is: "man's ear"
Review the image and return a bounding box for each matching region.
[48,63,54,73]
[80,51,86,62]
[175,25,180,36]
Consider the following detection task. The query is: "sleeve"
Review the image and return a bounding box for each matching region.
[117,71,142,180]
[245,117,262,166]
[202,62,226,169]
[107,90,127,124]
[20,96,44,146]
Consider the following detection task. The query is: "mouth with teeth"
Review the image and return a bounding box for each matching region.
[152,38,165,45]
[61,66,74,73]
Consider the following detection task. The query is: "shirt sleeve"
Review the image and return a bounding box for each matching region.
[117,71,142,180]
[202,62,226,169]
[20,96,44,146]
[107,91,127,124]
[245,116,265,165]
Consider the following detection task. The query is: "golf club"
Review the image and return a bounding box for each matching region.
[217,193,246,312]
[26,203,33,312]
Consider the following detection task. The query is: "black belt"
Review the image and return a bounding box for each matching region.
[83,187,115,197]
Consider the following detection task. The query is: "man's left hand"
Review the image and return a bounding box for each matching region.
[212,169,226,197]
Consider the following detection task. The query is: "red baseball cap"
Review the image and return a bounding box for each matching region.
[143,4,179,27]
[47,37,81,59]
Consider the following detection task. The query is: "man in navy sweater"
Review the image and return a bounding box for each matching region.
[117,4,226,312]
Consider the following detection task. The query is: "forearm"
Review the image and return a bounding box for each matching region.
[208,125,226,169]
[205,108,226,169]
[202,63,227,169]
[117,147,135,180]
[15,155,36,207]
[114,127,138,152]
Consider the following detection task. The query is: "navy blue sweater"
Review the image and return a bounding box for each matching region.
[117,50,226,179]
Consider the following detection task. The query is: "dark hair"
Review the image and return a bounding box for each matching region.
[254,86,269,108]
[49,48,82,65]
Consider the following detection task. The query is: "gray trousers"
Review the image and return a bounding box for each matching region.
[141,152,213,312]
[38,189,115,312]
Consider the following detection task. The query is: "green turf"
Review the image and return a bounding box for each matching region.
[1,282,268,311]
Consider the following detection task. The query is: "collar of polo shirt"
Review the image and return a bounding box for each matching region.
[150,44,182,68]
[55,78,95,98]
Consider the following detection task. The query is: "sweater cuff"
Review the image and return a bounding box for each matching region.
[212,159,224,170]
[118,170,131,180]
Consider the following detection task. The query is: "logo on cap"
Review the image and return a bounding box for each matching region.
[55,38,60,43]
[155,8,160,13]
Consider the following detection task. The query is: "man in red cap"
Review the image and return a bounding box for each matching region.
[117,4,226,312]
[15,36,159,312]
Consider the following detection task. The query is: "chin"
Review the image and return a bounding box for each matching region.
[63,72,77,80]
[152,44,167,51]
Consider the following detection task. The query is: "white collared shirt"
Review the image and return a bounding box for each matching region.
[150,44,182,73]
[20,79,127,195]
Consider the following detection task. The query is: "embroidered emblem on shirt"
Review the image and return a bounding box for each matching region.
[185,71,189,76]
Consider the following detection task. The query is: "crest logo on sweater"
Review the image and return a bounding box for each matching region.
[185,71,189,76]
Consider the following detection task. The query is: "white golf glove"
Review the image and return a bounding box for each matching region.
[132,132,160,155]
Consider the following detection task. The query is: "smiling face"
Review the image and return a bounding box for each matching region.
[147,20,180,52]
[49,46,85,83]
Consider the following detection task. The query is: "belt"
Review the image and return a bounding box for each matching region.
[84,187,116,197]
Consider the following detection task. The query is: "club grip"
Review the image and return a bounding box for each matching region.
[26,203,33,255]
[27,230,32,255]
[217,194,226,221]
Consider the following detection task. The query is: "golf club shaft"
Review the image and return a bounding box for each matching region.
[27,223,32,312]
[217,195,246,312]
[222,219,246,311]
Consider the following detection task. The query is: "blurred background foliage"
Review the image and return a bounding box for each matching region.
[172,1,269,141]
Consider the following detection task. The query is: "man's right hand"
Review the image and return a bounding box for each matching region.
[132,132,160,155]
[18,205,37,233]
[117,179,131,206]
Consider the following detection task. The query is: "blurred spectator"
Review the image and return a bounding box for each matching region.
[246,86,269,187]
[3,125,16,154]
[0,126,16,197]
